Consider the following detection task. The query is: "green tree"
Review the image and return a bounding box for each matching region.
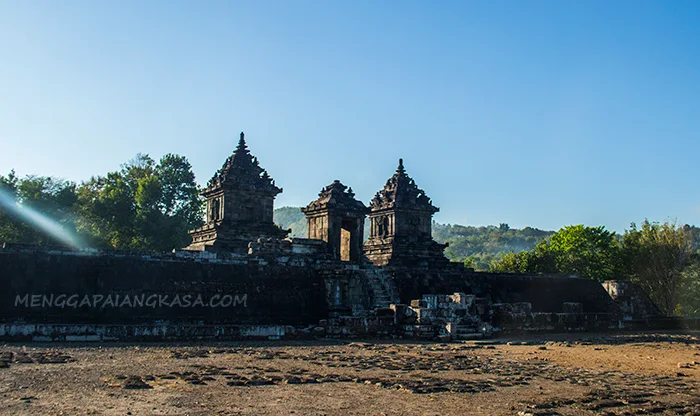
[75,153,202,251]
[463,256,476,270]
[0,172,79,246]
[157,153,201,222]
[75,172,137,249]
[547,225,623,280]
[121,153,157,190]
[132,174,165,248]
[621,220,695,315]
[490,250,530,273]
[0,170,23,243]
[490,225,622,280]
[678,262,700,316]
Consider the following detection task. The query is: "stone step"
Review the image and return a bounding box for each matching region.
[454,327,481,334]
[452,333,486,340]
[449,324,488,340]
[364,268,400,308]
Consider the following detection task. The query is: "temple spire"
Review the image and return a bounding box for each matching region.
[236,132,248,153]
[369,158,437,212]
[206,131,280,193]
[396,158,405,174]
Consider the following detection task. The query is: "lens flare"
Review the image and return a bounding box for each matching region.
[0,187,84,249]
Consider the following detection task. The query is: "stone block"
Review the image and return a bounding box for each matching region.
[562,302,583,313]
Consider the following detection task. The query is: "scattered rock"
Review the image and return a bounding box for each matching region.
[122,376,152,389]
[347,342,373,348]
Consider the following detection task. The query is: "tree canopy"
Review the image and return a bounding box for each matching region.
[490,221,700,316]
[1,153,202,251]
[621,220,696,315]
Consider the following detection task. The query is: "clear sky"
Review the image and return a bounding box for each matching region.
[1,1,699,232]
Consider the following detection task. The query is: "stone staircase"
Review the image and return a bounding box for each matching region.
[445,323,489,340]
[363,268,400,308]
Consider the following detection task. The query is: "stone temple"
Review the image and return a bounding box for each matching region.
[186,133,289,254]
[186,134,450,268]
[302,180,368,263]
[0,132,675,341]
[363,158,449,268]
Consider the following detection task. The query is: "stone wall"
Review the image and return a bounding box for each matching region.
[0,245,670,341]
[388,267,620,315]
[0,249,327,326]
[602,280,663,321]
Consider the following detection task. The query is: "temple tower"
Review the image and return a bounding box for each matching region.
[185,132,289,253]
[302,180,368,263]
[363,159,448,267]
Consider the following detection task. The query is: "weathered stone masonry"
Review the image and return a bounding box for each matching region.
[0,249,327,326]
[302,180,368,263]
[186,133,289,254]
[363,159,449,268]
[0,132,676,341]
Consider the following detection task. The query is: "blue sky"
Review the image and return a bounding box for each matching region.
[1,1,699,232]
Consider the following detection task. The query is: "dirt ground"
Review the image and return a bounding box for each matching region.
[0,332,698,416]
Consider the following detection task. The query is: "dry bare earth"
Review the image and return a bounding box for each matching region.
[0,332,698,416]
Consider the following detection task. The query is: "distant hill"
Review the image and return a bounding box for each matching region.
[274,206,308,238]
[433,222,555,269]
[274,207,554,269]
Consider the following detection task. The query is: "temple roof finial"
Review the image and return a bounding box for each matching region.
[205,131,280,194]
[302,180,368,214]
[369,157,437,213]
[236,132,247,152]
